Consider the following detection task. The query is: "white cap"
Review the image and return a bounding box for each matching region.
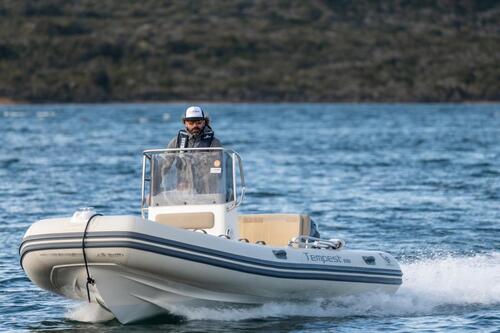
[183,106,206,121]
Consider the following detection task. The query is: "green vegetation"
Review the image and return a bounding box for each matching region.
[0,0,499,103]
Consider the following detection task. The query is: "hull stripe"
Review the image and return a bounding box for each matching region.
[20,231,402,277]
[21,239,402,285]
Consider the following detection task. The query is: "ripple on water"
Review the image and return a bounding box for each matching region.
[1,104,500,332]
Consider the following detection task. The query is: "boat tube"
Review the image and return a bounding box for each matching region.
[20,148,402,324]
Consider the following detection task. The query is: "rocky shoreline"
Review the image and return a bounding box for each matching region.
[0,1,499,103]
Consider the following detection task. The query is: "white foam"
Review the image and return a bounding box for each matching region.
[36,111,56,118]
[65,302,115,323]
[399,252,500,306]
[172,252,500,321]
[3,111,27,118]
[66,252,500,322]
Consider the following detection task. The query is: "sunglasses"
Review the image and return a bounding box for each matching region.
[185,120,205,125]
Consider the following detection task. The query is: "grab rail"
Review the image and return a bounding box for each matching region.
[288,236,345,250]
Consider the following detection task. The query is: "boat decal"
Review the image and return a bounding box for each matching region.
[20,239,402,285]
[378,252,394,266]
[20,231,403,277]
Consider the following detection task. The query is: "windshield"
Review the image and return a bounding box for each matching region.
[148,149,235,206]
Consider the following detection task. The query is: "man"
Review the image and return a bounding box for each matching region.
[167,106,222,148]
[163,106,222,195]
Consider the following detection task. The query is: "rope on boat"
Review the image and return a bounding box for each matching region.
[82,213,102,303]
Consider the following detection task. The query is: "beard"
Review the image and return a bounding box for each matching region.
[188,126,202,134]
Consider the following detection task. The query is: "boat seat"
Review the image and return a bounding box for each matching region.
[238,214,311,246]
[154,212,215,229]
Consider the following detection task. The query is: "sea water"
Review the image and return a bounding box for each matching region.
[0,104,499,332]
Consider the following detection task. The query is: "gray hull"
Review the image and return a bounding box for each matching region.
[21,215,402,324]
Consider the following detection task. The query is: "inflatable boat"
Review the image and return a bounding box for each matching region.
[20,148,403,324]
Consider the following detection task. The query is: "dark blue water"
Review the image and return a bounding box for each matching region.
[1,104,499,332]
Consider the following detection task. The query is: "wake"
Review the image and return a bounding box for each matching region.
[66,252,500,322]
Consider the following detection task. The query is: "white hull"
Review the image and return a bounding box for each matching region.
[21,215,402,324]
